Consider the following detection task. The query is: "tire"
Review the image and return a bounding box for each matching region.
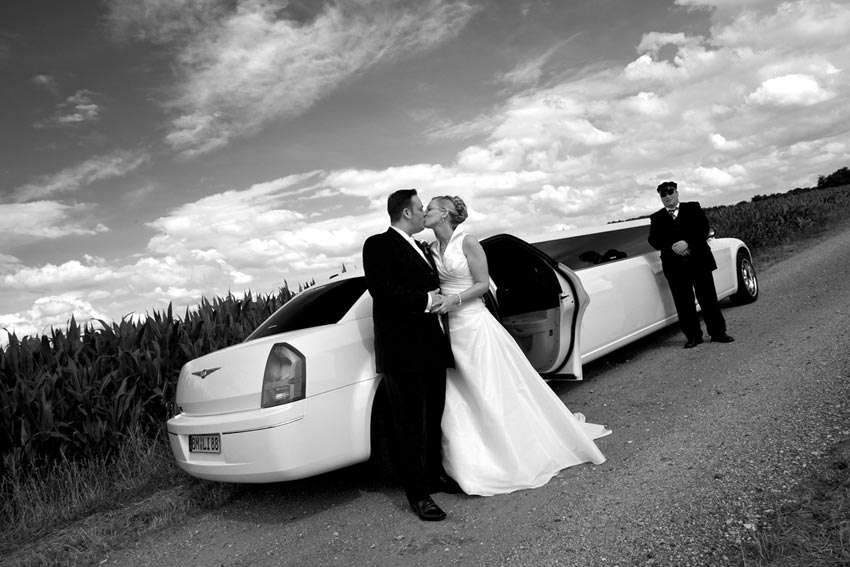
[730,250,758,304]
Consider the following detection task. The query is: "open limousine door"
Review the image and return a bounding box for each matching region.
[481,234,590,379]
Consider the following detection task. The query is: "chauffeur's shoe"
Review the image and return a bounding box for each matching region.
[410,497,447,521]
[683,338,704,349]
[711,334,735,343]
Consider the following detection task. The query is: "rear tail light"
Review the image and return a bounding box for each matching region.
[261,343,306,408]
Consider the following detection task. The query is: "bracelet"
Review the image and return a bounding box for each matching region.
[455,293,462,306]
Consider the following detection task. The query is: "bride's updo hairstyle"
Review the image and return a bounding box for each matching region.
[436,195,469,228]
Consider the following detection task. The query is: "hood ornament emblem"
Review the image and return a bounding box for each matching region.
[192,367,221,379]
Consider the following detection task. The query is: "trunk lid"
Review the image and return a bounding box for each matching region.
[175,329,317,415]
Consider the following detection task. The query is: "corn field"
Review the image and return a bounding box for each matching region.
[0,286,296,478]
[705,184,850,250]
[1,181,849,482]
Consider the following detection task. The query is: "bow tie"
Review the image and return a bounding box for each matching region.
[667,207,679,217]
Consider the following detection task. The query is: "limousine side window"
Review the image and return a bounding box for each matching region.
[533,224,655,270]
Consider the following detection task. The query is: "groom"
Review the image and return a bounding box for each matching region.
[362,188,458,521]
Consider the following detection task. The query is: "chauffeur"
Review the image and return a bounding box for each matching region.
[648,181,735,348]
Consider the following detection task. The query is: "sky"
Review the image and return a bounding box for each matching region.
[1,0,849,343]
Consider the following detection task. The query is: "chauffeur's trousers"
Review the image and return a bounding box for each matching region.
[665,266,726,341]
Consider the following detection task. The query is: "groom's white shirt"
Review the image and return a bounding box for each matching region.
[389,226,434,313]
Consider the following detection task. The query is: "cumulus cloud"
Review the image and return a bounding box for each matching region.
[712,0,850,49]
[637,32,698,54]
[2,257,118,290]
[457,140,526,172]
[32,74,59,93]
[0,202,109,246]
[35,89,101,127]
[475,0,849,206]
[529,184,600,216]
[138,171,379,291]
[0,254,22,272]
[0,296,109,344]
[0,253,232,346]
[626,92,669,116]
[622,54,677,82]
[129,160,556,306]
[402,0,850,224]
[710,133,743,151]
[693,165,742,187]
[107,0,479,157]
[12,149,150,202]
[146,174,313,258]
[747,74,833,106]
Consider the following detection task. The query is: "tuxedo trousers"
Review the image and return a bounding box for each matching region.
[665,264,726,340]
[381,367,447,502]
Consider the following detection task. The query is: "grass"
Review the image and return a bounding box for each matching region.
[0,432,236,567]
[741,440,850,566]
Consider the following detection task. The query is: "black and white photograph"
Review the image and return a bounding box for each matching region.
[2,1,849,566]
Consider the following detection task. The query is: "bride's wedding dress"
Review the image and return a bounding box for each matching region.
[432,227,610,496]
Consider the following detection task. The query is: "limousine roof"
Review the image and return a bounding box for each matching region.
[523,217,650,246]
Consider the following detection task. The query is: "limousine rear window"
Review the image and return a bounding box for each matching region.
[246,276,368,341]
[532,224,655,270]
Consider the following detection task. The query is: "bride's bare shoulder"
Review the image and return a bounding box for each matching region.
[460,232,484,254]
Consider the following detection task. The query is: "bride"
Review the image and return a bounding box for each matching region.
[424,195,611,496]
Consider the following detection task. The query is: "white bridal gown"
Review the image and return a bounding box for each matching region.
[431,227,611,496]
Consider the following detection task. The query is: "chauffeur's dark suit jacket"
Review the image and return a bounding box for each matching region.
[362,228,454,503]
[648,201,726,341]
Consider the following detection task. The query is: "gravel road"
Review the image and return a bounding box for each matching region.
[97,227,850,567]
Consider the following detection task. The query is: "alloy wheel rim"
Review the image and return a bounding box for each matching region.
[742,259,757,296]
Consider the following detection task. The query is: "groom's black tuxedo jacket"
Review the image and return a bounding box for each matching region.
[362,229,454,374]
[648,201,717,277]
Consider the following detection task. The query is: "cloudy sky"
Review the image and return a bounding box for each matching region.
[1,0,848,342]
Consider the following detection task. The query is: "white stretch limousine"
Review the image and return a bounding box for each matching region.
[167,219,758,482]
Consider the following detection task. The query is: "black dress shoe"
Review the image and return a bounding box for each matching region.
[711,334,735,343]
[410,497,447,521]
[683,338,704,349]
[431,474,463,494]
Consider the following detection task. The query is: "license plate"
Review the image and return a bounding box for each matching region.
[189,434,221,453]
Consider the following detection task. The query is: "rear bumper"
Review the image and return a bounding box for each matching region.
[166,381,376,483]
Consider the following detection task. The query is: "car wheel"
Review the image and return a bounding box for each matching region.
[731,250,758,304]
